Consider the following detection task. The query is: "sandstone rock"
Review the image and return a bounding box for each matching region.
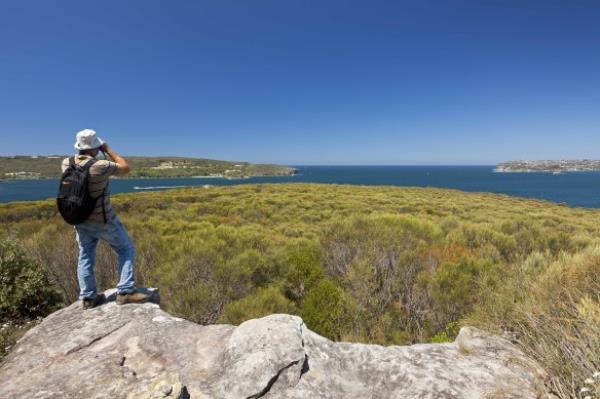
[0,289,552,398]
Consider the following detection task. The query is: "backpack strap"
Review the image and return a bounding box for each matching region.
[101,191,107,224]
[80,158,108,224]
[69,156,75,167]
[81,158,97,172]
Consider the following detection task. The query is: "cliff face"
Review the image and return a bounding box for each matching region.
[0,289,552,399]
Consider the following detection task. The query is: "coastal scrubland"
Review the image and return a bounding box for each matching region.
[1,183,599,397]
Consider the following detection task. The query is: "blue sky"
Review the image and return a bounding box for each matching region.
[1,1,599,164]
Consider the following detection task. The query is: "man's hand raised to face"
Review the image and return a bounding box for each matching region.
[101,142,130,176]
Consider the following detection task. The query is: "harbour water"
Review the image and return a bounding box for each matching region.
[2,166,600,208]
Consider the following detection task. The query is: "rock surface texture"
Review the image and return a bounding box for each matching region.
[0,289,552,399]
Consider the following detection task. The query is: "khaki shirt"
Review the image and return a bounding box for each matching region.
[61,155,121,223]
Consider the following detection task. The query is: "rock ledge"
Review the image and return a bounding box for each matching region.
[0,289,551,398]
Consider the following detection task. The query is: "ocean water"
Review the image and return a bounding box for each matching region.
[1,165,600,208]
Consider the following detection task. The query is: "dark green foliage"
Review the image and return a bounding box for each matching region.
[301,279,352,340]
[424,257,499,328]
[0,239,61,321]
[0,239,62,361]
[283,242,323,301]
[428,321,460,343]
[219,286,297,325]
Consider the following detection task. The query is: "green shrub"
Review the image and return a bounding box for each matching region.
[0,238,62,322]
[282,242,324,301]
[320,214,441,342]
[429,321,460,343]
[426,256,498,326]
[301,279,352,340]
[219,286,297,325]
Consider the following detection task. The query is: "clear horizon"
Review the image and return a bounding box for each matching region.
[3,153,588,167]
[0,153,502,166]
[1,1,599,164]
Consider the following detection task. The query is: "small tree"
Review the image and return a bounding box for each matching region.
[301,279,352,340]
[0,238,62,322]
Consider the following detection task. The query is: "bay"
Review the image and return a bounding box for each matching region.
[1,165,600,208]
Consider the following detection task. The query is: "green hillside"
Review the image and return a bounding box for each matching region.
[1,184,599,396]
[0,155,296,179]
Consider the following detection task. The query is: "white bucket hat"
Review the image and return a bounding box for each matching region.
[74,129,104,150]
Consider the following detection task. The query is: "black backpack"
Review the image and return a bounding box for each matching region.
[57,157,105,225]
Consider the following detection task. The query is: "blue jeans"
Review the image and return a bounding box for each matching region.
[75,216,136,300]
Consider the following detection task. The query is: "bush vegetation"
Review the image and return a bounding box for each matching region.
[1,183,598,396]
[0,238,62,359]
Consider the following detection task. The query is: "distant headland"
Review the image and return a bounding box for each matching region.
[495,160,600,173]
[0,155,297,180]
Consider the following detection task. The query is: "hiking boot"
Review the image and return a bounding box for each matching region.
[116,291,151,305]
[82,294,105,310]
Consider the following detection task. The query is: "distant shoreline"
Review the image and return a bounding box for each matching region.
[496,160,600,173]
[0,174,294,182]
[493,168,600,173]
[0,155,298,181]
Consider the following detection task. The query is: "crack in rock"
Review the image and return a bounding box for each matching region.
[64,322,129,355]
[246,355,308,399]
[178,386,190,399]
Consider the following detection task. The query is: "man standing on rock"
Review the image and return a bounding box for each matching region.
[61,129,150,309]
